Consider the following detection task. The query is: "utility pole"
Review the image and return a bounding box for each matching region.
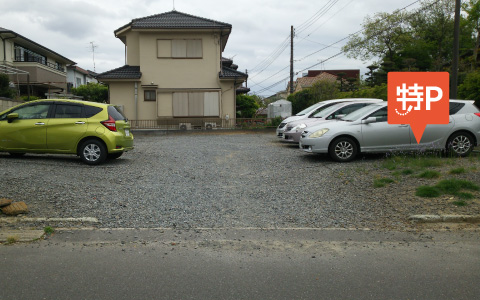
[90,41,98,72]
[290,26,294,94]
[451,0,461,99]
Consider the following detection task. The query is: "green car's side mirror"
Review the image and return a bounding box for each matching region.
[7,113,19,123]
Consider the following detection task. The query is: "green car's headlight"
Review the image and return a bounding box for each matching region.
[309,128,329,138]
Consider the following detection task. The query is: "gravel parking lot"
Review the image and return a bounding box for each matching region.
[1,130,479,230]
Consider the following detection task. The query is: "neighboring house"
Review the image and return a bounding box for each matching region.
[0,27,75,98]
[67,65,98,92]
[306,69,360,80]
[287,72,339,94]
[97,10,248,128]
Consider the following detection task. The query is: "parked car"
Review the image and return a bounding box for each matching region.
[0,99,134,165]
[283,100,383,143]
[276,98,382,138]
[299,100,480,162]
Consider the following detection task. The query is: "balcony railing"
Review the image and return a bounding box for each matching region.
[14,56,65,72]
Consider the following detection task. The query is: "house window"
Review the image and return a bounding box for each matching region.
[157,39,202,59]
[144,90,157,101]
[76,78,82,87]
[14,44,46,65]
[172,92,219,117]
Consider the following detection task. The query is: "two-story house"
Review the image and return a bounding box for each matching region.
[96,10,248,129]
[0,27,75,98]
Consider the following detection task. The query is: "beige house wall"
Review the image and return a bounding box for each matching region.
[126,32,140,66]
[134,31,220,88]
[105,28,244,122]
[109,82,135,119]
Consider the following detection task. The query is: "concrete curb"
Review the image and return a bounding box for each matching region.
[409,215,480,223]
[0,230,44,243]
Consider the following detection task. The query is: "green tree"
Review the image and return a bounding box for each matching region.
[458,71,480,106]
[0,73,15,99]
[310,80,340,102]
[72,83,108,103]
[463,0,480,68]
[287,80,340,114]
[287,89,313,114]
[343,0,475,86]
[342,11,412,63]
[236,94,260,118]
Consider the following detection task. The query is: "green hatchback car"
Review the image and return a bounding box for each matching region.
[0,99,134,165]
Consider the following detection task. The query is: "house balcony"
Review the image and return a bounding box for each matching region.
[11,57,68,92]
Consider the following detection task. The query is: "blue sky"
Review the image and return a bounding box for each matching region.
[0,0,421,96]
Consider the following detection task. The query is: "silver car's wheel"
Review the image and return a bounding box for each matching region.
[447,132,474,157]
[79,139,107,165]
[329,137,358,162]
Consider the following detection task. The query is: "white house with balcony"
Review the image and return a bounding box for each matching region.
[0,27,75,98]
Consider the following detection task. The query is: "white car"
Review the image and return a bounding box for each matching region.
[276,98,382,138]
[299,100,480,162]
[282,100,383,143]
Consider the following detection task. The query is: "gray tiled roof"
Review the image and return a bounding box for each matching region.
[116,11,231,34]
[96,65,141,80]
[220,66,248,79]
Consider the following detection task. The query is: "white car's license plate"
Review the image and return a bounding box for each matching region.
[125,129,130,137]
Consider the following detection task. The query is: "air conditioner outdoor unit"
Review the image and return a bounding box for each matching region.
[179,123,192,130]
[204,122,217,130]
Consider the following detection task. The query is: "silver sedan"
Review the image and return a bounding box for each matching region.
[299,101,480,162]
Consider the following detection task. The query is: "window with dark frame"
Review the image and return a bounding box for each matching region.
[144,90,157,101]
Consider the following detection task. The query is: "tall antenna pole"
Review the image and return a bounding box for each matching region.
[289,25,294,94]
[173,0,175,10]
[90,41,98,72]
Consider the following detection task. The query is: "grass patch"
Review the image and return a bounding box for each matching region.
[417,170,441,179]
[416,179,479,199]
[374,177,395,188]
[456,192,474,200]
[381,160,398,171]
[413,157,444,168]
[452,200,468,206]
[44,226,55,235]
[436,179,479,195]
[449,167,466,174]
[6,236,19,244]
[416,186,442,197]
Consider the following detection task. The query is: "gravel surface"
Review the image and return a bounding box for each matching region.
[1,130,479,230]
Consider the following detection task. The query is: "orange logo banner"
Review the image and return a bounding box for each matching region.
[388,72,450,143]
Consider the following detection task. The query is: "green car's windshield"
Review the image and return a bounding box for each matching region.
[343,104,384,121]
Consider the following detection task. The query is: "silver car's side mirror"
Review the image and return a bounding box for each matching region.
[335,114,346,119]
[362,117,377,124]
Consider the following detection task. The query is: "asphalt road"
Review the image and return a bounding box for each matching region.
[1,229,479,300]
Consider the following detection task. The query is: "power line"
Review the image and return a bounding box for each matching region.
[249,0,339,78]
[251,0,431,95]
[296,0,339,34]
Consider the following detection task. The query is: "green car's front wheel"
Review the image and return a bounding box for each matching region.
[79,139,107,165]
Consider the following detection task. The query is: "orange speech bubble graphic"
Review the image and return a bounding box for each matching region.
[388,72,449,144]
